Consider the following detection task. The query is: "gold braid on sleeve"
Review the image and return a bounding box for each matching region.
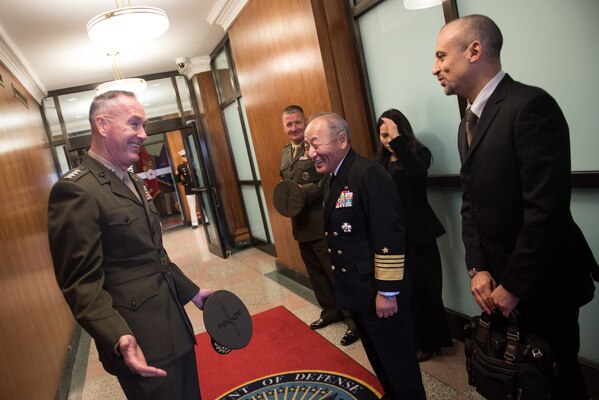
[374,253,405,281]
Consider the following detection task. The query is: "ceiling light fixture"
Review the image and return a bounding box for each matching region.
[403,0,443,9]
[87,1,169,48]
[96,52,147,94]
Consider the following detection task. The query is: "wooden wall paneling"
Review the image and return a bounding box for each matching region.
[228,0,336,274]
[312,0,374,158]
[0,62,74,399]
[191,72,250,244]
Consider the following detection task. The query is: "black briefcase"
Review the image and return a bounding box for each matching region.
[464,311,558,399]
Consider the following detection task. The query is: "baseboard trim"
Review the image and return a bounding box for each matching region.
[275,259,313,289]
[55,324,81,400]
[55,324,91,400]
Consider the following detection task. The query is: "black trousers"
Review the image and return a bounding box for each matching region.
[518,304,588,399]
[350,304,425,400]
[117,348,200,400]
[405,240,452,352]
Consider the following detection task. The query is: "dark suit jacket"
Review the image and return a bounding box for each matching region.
[459,74,598,308]
[323,149,409,312]
[280,142,325,242]
[387,137,445,244]
[48,156,199,375]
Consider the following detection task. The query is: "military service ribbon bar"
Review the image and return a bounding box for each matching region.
[374,253,405,281]
[335,189,354,208]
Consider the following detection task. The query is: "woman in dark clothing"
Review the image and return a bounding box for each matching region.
[377,108,452,361]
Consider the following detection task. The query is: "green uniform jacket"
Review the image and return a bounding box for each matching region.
[48,156,199,375]
[279,142,325,242]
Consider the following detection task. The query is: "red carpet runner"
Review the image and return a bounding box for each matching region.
[195,306,383,399]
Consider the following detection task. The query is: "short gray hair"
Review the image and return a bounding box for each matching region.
[308,112,351,141]
[89,90,136,126]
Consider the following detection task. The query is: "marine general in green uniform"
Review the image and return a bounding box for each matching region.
[48,91,212,399]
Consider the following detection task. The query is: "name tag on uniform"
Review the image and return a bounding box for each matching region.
[335,188,353,208]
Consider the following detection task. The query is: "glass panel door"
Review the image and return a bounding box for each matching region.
[211,37,274,254]
[221,99,274,250]
[181,123,228,258]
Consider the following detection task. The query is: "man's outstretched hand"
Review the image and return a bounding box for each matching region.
[118,334,167,377]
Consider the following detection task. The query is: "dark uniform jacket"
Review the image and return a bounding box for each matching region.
[177,161,196,195]
[323,149,408,312]
[459,74,598,308]
[279,142,325,242]
[48,156,199,375]
[387,137,445,244]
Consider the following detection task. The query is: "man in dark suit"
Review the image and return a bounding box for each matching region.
[48,90,212,399]
[433,14,598,398]
[304,112,425,400]
[279,105,358,346]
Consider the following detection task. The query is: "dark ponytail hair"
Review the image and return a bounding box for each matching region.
[376,108,422,169]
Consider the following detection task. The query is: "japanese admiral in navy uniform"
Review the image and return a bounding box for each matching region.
[304,112,425,400]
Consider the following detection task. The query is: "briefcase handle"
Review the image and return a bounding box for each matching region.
[476,311,523,363]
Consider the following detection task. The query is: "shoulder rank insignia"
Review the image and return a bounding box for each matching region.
[63,167,88,181]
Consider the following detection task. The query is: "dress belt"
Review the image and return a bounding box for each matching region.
[103,255,171,288]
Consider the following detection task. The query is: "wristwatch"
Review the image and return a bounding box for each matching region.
[467,268,481,278]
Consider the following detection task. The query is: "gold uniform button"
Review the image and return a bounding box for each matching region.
[324,232,328,237]
[333,232,338,237]
[327,248,332,254]
[331,265,336,271]
[341,268,347,273]
[337,250,342,255]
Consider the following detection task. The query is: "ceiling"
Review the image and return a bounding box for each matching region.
[0,0,227,94]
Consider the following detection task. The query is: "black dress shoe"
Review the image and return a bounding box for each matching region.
[417,349,438,362]
[340,330,360,346]
[310,318,333,330]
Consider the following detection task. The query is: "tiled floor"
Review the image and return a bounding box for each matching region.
[70,226,484,400]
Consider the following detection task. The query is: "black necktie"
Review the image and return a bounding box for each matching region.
[465,107,478,146]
